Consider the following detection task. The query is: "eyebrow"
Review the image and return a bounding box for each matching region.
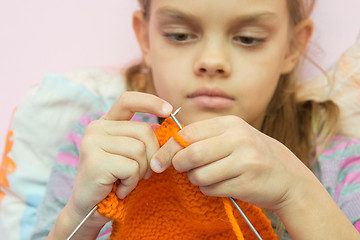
[155,6,278,25]
[155,7,200,25]
[231,12,278,25]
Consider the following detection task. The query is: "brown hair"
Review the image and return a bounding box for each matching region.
[261,0,339,165]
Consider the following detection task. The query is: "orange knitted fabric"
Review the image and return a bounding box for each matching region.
[97,117,277,239]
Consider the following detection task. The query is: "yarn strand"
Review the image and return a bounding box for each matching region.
[223,198,245,240]
[229,197,263,240]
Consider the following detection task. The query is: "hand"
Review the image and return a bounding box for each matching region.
[151,115,316,211]
[67,92,173,228]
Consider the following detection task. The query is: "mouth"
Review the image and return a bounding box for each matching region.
[187,88,235,109]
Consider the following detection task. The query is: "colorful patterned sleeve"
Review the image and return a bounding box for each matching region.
[314,136,360,232]
[30,113,112,240]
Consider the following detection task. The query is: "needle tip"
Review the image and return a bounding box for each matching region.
[173,107,181,116]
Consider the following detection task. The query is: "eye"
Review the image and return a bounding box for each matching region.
[164,33,194,42]
[234,36,265,47]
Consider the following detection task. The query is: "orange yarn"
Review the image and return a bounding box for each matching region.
[97,117,277,239]
[0,129,16,204]
[223,198,245,240]
[173,131,191,148]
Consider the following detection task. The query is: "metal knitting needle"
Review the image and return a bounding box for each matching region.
[170,107,182,127]
[67,205,98,240]
[229,197,263,240]
[67,108,183,240]
[170,108,263,240]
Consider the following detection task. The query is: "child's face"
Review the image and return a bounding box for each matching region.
[138,0,294,128]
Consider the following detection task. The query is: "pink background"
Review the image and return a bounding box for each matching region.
[0,0,359,155]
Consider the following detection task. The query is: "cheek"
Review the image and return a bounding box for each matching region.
[150,51,191,101]
[243,41,288,94]
[237,52,283,96]
[232,45,287,124]
[246,62,282,107]
[245,24,290,78]
[150,64,183,103]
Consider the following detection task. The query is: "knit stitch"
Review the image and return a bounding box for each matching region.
[97,117,277,239]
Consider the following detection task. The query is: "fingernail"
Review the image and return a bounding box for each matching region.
[117,186,129,200]
[162,102,172,115]
[143,169,152,180]
[150,158,162,173]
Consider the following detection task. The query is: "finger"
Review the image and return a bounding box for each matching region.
[186,154,242,187]
[198,178,239,198]
[96,135,149,178]
[100,120,160,160]
[177,116,227,143]
[76,152,141,203]
[145,123,161,177]
[150,123,161,132]
[172,134,232,172]
[150,137,183,173]
[102,121,162,179]
[150,117,230,173]
[99,153,142,199]
[102,92,173,121]
[198,176,260,204]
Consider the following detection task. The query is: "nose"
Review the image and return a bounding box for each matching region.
[194,42,231,78]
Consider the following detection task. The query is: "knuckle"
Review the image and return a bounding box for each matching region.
[231,134,247,147]
[224,115,242,125]
[132,141,147,159]
[128,160,141,177]
[186,144,204,165]
[157,146,172,167]
[181,128,192,140]
[118,92,132,107]
[138,122,153,136]
[85,120,101,133]
[119,91,131,100]
[199,186,215,197]
[163,146,172,161]
[188,169,208,186]
[80,134,97,149]
[229,129,254,148]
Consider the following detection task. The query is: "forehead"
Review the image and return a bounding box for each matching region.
[149,0,289,23]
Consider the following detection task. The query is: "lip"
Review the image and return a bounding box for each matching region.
[187,88,235,109]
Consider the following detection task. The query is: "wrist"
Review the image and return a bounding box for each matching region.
[273,175,359,239]
[273,176,325,239]
[49,203,106,240]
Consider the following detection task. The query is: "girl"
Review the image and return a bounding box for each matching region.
[31,0,360,239]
